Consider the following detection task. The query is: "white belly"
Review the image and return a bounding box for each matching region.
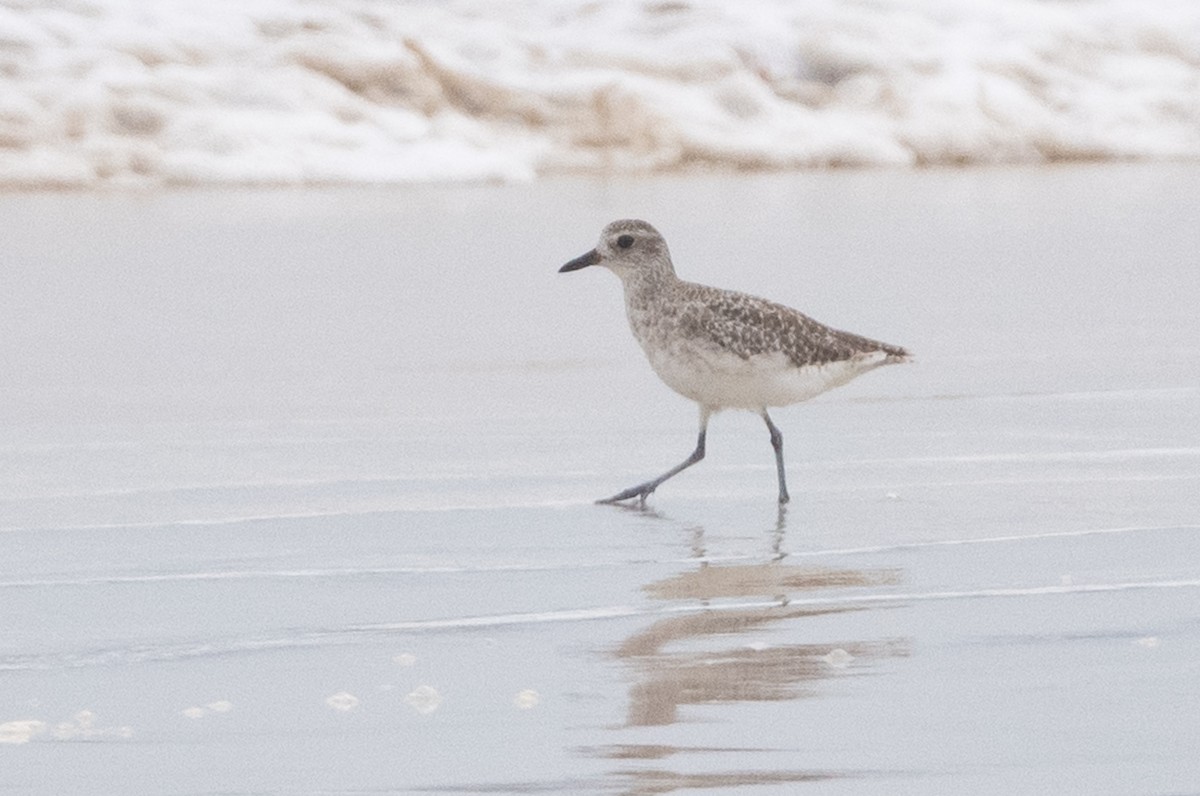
[644,342,887,410]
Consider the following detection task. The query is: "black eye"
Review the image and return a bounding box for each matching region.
[617,234,634,249]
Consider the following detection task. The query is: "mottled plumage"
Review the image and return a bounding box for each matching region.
[560,218,910,505]
[673,282,909,368]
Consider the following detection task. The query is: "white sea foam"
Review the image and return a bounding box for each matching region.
[324,691,360,712]
[2,0,1199,188]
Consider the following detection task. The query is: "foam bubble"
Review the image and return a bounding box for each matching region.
[513,689,540,710]
[324,691,360,712]
[48,711,132,740]
[181,700,233,718]
[0,720,47,744]
[404,685,441,715]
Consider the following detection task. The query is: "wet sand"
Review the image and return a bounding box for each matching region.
[2,165,1199,794]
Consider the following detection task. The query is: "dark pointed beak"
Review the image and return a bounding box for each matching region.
[559,248,600,273]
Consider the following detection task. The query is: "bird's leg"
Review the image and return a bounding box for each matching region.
[762,410,790,505]
[598,409,710,505]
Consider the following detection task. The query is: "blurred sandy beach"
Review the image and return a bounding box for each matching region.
[3,164,1199,793]
[4,0,1200,188]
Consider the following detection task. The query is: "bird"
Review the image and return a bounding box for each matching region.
[559,218,910,506]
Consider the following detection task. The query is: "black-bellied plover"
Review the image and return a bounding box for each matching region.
[560,219,910,505]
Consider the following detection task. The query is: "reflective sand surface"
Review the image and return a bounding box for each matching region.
[2,165,1199,793]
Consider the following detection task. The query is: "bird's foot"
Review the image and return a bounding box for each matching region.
[596,482,657,506]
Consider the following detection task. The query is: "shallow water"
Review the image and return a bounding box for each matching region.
[2,165,1199,793]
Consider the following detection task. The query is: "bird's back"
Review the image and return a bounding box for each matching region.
[674,280,908,365]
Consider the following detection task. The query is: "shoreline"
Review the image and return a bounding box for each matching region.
[2,157,1198,195]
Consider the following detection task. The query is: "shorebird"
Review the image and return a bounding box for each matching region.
[559,219,910,505]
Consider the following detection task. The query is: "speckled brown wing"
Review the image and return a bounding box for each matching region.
[675,282,909,368]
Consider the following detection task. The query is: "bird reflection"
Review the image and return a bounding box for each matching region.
[590,504,908,787]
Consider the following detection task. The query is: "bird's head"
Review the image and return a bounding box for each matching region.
[559,219,674,281]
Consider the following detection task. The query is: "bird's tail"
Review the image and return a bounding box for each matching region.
[879,342,912,365]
